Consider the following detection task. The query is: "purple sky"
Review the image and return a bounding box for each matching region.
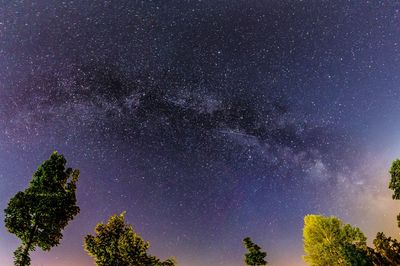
[1,1,400,265]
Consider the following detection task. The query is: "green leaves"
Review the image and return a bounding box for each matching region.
[303,215,369,266]
[4,151,80,266]
[389,159,400,227]
[389,159,400,200]
[13,246,31,266]
[372,232,400,265]
[301,159,400,266]
[243,237,267,266]
[84,212,176,266]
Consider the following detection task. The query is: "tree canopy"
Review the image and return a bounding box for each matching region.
[243,237,267,266]
[4,151,80,266]
[303,215,370,266]
[5,155,400,265]
[389,159,400,227]
[84,212,176,266]
[372,232,400,265]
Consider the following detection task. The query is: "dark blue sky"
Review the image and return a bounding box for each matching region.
[1,1,400,265]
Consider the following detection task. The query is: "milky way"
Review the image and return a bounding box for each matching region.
[1,1,400,265]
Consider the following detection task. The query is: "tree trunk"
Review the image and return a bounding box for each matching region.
[20,225,37,266]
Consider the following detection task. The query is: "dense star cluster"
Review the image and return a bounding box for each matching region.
[1,1,400,265]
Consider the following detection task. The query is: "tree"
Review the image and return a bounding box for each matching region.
[243,237,267,266]
[303,215,371,266]
[389,159,400,227]
[4,151,80,266]
[372,232,400,265]
[84,212,176,266]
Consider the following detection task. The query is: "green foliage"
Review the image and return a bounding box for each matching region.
[4,151,80,266]
[243,237,267,266]
[84,212,176,266]
[389,159,400,227]
[13,246,31,266]
[341,243,374,266]
[303,215,370,266]
[372,232,400,265]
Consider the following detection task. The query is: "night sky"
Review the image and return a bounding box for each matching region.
[1,1,400,265]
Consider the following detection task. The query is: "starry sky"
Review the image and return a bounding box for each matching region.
[1,1,400,265]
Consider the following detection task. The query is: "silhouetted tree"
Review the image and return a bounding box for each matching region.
[4,152,80,266]
[372,232,400,265]
[243,237,267,266]
[84,212,176,266]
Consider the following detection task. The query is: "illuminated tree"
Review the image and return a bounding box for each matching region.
[303,215,371,266]
[84,212,176,266]
[4,152,80,266]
